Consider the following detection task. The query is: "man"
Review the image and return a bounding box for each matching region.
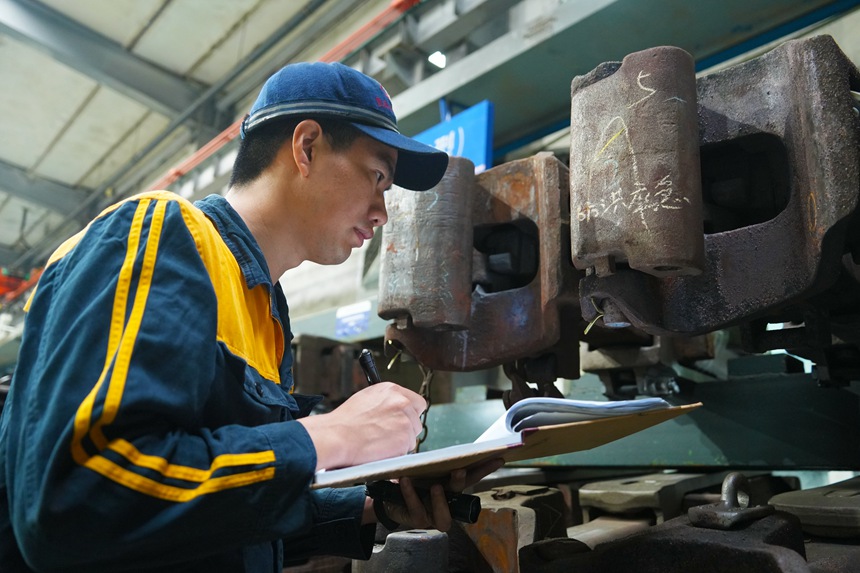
[0,62,500,572]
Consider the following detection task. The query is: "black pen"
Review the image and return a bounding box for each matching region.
[358,349,382,385]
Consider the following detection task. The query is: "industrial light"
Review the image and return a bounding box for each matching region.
[428,51,446,69]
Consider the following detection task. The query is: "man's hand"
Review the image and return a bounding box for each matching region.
[298,382,426,471]
[366,458,505,532]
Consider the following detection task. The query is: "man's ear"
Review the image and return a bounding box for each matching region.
[292,119,323,178]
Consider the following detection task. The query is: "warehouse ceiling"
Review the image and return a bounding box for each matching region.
[0,0,858,278]
[0,0,397,274]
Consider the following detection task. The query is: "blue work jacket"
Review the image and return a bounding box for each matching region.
[0,192,372,572]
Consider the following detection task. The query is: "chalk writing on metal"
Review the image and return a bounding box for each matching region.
[575,69,690,229]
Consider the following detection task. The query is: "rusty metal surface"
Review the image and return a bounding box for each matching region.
[580,333,716,399]
[378,156,475,331]
[566,515,651,550]
[377,36,860,391]
[770,475,860,538]
[291,334,362,411]
[352,529,449,573]
[452,485,569,573]
[579,471,733,524]
[570,45,704,279]
[520,511,810,573]
[380,153,581,375]
[577,36,860,336]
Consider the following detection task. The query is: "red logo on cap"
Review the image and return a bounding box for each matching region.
[375,82,393,111]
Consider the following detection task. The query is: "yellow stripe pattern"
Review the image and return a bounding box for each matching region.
[50,192,285,502]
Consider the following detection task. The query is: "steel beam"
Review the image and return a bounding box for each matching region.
[0,159,89,214]
[391,0,851,147]
[0,0,202,118]
[214,0,365,113]
[405,0,520,54]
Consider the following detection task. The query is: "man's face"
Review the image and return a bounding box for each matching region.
[302,133,396,265]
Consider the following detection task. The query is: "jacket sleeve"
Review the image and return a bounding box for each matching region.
[2,196,366,571]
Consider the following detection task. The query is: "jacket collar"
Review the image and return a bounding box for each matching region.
[195,194,272,290]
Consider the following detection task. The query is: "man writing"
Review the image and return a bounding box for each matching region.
[0,61,500,572]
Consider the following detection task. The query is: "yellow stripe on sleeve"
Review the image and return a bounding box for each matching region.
[90,199,167,448]
[71,199,150,463]
[107,439,275,482]
[84,454,276,502]
[70,196,279,500]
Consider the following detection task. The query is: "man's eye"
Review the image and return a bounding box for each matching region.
[376,172,385,183]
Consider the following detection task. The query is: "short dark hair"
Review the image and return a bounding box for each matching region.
[229,116,362,188]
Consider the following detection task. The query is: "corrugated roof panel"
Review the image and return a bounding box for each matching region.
[132,0,261,76]
[78,112,172,189]
[38,0,166,48]
[0,36,96,170]
[189,0,310,84]
[35,85,158,185]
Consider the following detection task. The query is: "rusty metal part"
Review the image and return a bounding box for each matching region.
[577,36,860,336]
[380,153,581,376]
[352,529,449,573]
[739,304,860,386]
[581,334,715,399]
[501,359,565,409]
[579,472,735,525]
[689,472,775,530]
[770,475,860,538]
[378,156,474,331]
[520,510,809,573]
[600,299,632,328]
[449,485,569,573]
[566,515,651,549]
[570,45,704,279]
[291,334,361,412]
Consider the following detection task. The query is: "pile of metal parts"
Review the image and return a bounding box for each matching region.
[354,471,860,572]
[380,33,860,391]
[358,35,860,572]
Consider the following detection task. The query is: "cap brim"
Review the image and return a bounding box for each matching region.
[352,123,449,191]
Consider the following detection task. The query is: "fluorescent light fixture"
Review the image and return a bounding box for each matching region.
[428,51,446,69]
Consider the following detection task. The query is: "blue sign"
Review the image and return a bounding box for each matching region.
[335,300,371,339]
[413,100,494,173]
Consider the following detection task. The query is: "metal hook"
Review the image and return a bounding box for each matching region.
[688,472,775,530]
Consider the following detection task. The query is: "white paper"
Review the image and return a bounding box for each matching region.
[475,397,670,442]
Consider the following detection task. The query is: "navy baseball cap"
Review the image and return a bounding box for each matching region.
[241,61,449,191]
